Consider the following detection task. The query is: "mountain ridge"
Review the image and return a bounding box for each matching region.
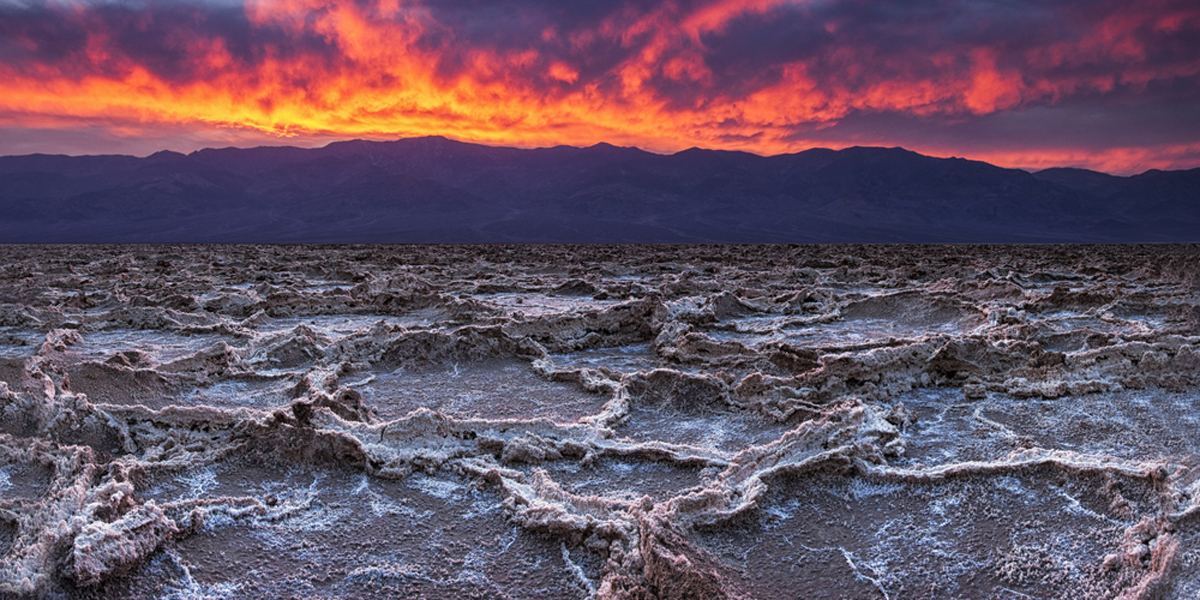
[1,137,1196,243]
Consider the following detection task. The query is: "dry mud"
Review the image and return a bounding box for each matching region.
[0,244,1199,600]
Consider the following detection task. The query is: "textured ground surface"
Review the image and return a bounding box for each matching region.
[0,244,1198,599]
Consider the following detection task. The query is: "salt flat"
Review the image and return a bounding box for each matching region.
[0,244,1198,599]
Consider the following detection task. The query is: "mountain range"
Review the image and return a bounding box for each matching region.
[1,136,1197,243]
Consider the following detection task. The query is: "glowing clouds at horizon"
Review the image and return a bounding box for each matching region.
[0,0,1197,173]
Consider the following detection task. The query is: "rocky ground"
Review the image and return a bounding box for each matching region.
[0,244,1198,599]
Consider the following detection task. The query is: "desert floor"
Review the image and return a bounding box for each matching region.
[1,244,1199,599]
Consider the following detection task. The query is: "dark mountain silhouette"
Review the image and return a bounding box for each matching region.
[1,136,1196,243]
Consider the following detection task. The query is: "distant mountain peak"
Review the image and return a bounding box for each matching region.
[148,150,187,160]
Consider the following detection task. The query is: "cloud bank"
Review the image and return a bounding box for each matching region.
[1,0,1197,173]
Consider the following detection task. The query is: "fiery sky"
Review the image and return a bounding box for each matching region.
[1,0,1197,174]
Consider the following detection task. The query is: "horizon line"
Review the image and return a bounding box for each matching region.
[3,135,1192,178]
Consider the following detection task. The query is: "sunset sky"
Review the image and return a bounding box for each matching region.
[1,0,1197,175]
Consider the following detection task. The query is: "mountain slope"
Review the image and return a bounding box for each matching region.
[1,137,1196,243]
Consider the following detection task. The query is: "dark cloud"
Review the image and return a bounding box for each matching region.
[0,0,345,82]
[0,5,91,68]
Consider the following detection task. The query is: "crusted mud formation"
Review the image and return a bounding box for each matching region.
[0,244,1198,600]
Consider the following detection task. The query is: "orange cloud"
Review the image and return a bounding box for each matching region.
[0,0,1196,174]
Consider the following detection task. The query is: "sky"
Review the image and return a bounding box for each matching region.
[0,0,1198,175]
